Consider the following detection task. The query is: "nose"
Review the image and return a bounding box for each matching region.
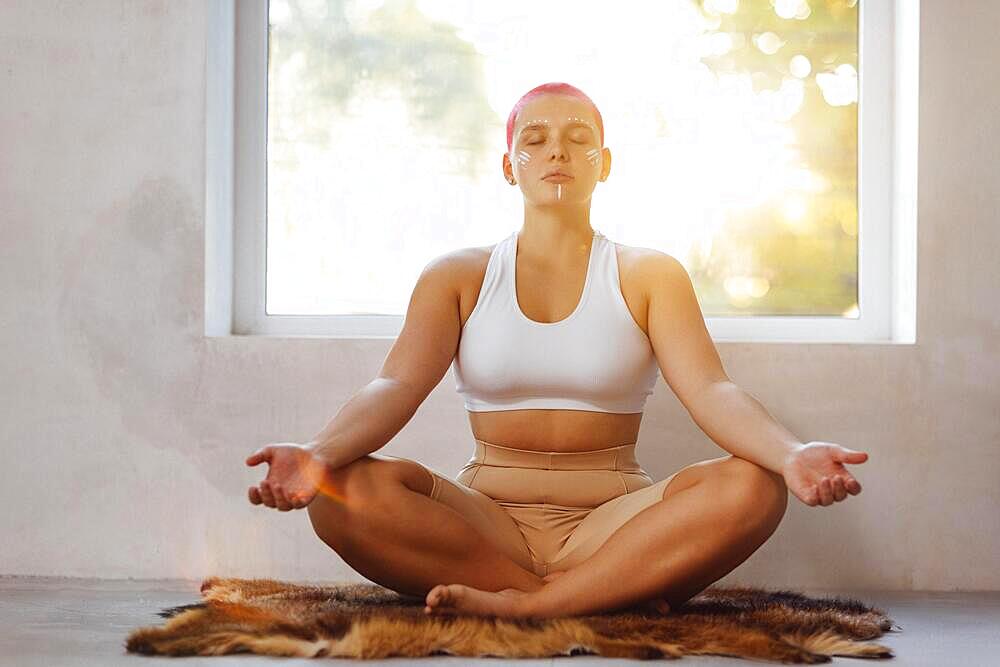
[547,139,569,162]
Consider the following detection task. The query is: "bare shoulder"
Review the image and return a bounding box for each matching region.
[422,243,494,286]
[611,240,690,294]
[420,243,497,323]
[456,244,495,319]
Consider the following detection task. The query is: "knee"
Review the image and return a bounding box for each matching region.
[305,457,384,530]
[306,456,417,526]
[306,457,384,548]
[721,457,788,526]
[311,456,400,509]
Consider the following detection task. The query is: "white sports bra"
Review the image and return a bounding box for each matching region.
[451,229,660,413]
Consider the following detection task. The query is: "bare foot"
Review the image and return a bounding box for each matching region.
[423,572,671,618]
[424,584,531,618]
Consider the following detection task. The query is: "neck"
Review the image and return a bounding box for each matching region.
[518,200,595,264]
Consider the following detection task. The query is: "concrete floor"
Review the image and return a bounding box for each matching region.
[1,577,997,666]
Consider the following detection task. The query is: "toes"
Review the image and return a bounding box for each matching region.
[424,584,465,615]
[425,584,446,608]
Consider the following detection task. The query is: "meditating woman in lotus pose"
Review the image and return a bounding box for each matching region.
[245,82,869,619]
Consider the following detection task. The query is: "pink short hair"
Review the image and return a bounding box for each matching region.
[505,82,604,153]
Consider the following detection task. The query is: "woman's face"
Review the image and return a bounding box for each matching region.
[504,94,611,205]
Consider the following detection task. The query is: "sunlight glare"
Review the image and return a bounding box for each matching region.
[724,275,771,302]
[789,54,812,78]
[773,0,811,20]
[266,0,857,317]
[817,63,858,106]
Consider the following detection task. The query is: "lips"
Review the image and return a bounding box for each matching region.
[542,172,573,181]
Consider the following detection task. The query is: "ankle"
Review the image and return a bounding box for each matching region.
[513,589,553,618]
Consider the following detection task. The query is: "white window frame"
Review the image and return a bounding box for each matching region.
[205,0,918,343]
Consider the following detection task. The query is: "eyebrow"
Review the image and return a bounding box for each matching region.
[519,121,595,135]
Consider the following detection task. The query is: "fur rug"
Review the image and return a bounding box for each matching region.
[124,576,898,662]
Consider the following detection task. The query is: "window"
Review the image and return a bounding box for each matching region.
[206,0,918,343]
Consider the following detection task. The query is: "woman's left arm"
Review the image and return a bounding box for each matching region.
[685,380,805,474]
[643,252,868,505]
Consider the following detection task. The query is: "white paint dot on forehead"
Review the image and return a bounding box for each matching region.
[518,117,598,129]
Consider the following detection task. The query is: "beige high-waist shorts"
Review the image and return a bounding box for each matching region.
[415,438,680,578]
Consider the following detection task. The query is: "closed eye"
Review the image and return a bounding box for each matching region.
[526,139,587,145]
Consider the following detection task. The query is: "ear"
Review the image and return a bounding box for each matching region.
[502,152,516,184]
[599,147,612,181]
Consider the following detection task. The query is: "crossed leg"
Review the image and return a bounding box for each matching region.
[424,454,789,618]
[305,453,546,597]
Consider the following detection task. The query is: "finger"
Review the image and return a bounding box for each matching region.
[248,486,263,505]
[831,476,848,502]
[817,478,833,506]
[259,480,277,508]
[271,484,293,512]
[246,446,273,467]
[836,448,868,464]
[845,476,862,494]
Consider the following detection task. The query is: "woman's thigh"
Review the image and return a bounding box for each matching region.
[380,455,537,575]
[544,473,668,573]
[546,457,729,574]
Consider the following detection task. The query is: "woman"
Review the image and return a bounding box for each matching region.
[245,82,869,620]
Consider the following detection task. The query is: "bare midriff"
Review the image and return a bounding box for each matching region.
[466,409,643,453]
[460,241,649,453]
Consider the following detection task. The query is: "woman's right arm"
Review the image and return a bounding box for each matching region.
[305,252,467,469]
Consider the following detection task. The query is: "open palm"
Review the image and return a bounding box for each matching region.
[245,443,329,511]
[781,441,868,507]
